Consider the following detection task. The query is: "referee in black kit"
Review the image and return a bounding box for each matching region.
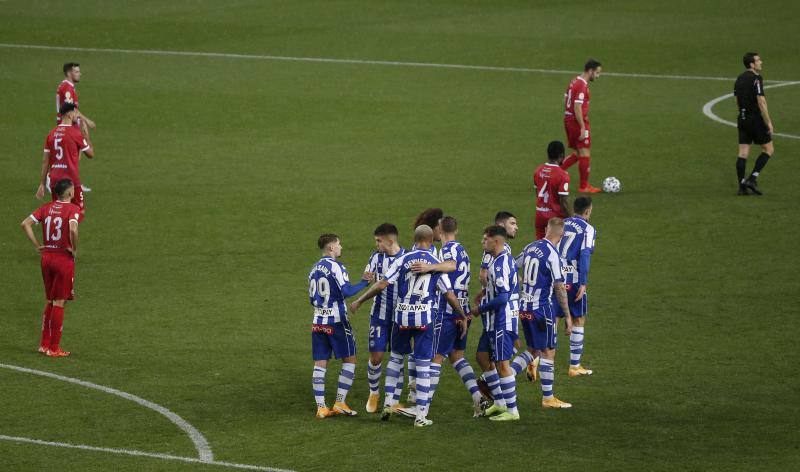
[734,52,774,196]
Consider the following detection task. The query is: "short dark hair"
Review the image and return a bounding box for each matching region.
[547,140,566,161]
[441,216,458,234]
[584,59,602,71]
[317,233,339,250]
[494,211,515,224]
[574,196,592,215]
[59,102,77,116]
[374,223,398,237]
[63,62,80,75]
[53,178,74,198]
[413,208,444,230]
[743,52,759,69]
[484,225,507,239]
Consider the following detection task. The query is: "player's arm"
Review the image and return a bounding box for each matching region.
[559,194,572,217]
[20,216,43,253]
[574,248,591,301]
[554,281,573,335]
[80,136,95,159]
[36,150,50,200]
[349,279,390,313]
[411,260,455,273]
[471,291,509,318]
[757,96,773,134]
[573,100,587,138]
[77,110,96,130]
[68,219,79,257]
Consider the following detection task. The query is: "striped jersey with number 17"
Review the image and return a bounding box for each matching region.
[558,217,596,286]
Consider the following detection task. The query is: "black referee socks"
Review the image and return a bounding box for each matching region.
[736,157,747,183]
[751,152,771,178]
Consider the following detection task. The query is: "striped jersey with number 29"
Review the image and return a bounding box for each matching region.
[308,257,351,324]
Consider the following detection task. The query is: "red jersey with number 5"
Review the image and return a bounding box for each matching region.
[534,163,570,215]
[564,76,590,123]
[30,200,81,254]
[44,124,91,187]
[56,79,79,123]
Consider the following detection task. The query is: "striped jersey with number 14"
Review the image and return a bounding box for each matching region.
[383,249,453,327]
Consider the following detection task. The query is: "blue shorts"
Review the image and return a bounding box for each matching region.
[554,285,588,318]
[433,317,469,357]
[312,321,356,361]
[391,323,434,360]
[477,329,492,353]
[521,305,557,351]
[368,318,393,353]
[489,329,518,362]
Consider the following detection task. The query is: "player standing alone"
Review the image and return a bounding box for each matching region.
[534,141,571,240]
[561,59,602,193]
[56,62,96,193]
[734,52,775,195]
[21,179,82,357]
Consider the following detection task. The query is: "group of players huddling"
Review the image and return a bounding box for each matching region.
[19,63,97,358]
[307,60,606,428]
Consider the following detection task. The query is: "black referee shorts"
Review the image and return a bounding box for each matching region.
[738,115,772,145]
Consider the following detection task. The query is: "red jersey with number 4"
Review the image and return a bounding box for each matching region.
[30,201,81,254]
[534,163,570,216]
[56,79,79,123]
[45,124,90,187]
[564,76,590,123]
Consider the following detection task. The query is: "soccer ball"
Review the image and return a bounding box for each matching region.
[602,177,621,193]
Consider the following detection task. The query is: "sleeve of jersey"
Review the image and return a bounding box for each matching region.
[364,253,376,274]
[442,246,455,262]
[436,274,453,293]
[574,83,587,103]
[558,173,570,196]
[493,260,512,294]
[43,136,50,153]
[29,207,44,223]
[583,225,596,253]
[548,251,564,283]
[477,292,510,314]
[514,251,525,269]
[756,77,765,96]
[480,251,491,269]
[578,250,591,285]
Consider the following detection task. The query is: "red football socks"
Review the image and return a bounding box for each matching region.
[49,305,65,352]
[579,156,591,188]
[562,153,578,170]
[40,303,53,349]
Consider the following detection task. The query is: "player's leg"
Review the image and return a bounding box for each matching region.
[562,149,579,170]
[737,142,752,195]
[538,306,571,408]
[568,289,592,376]
[449,351,484,416]
[411,327,435,427]
[330,321,358,416]
[382,324,409,420]
[366,319,388,412]
[489,334,520,421]
[576,147,600,193]
[745,138,774,195]
[483,331,508,416]
[426,318,448,404]
[512,314,537,379]
[311,325,333,418]
[39,301,54,353]
[562,121,579,170]
[46,255,73,357]
[475,330,496,400]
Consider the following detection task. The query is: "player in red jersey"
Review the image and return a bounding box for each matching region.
[36,103,94,218]
[562,59,602,193]
[56,62,96,193]
[534,141,571,240]
[21,179,82,357]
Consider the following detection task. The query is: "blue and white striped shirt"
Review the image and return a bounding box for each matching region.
[439,240,471,319]
[558,217,596,286]
[484,250,519,332]
[364,247,406,321]
[384,249,453,327]
[517,239,564,311]
[308,257,351,324]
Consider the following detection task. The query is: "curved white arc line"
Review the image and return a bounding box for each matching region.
[0,363,213,462]
[0,43,796,84]
[0,434,294,472]
[702,81,800,139]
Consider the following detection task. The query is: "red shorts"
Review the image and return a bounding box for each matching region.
[535,212,561,240]
[565,119,591,150]
[41,252,75,301]
[51,184,85,220]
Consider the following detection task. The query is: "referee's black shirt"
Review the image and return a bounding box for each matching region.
[734,70,765,119]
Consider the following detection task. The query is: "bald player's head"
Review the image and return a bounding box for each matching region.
[414,224,434,244]
[545,217,565,241]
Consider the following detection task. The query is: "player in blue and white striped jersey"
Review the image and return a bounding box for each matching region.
[351,225,467,428]
[308,234,371,419]
[554,197,596,377]
[362,223,406,413]
[470,225,521,421]
[516,218,574,409]
[475,211,518,398]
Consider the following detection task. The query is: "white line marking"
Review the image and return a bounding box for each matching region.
[702,81,800,139]
[0,43,796,83]
[0,435,294,472]
[0,363,213,462]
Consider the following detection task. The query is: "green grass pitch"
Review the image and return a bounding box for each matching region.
[1,1,799,470]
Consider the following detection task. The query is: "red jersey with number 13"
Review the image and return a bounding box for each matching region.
[564,76,590,123]
[30,200,81,254]
[44,124,90,187]
[534,163,570,216]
